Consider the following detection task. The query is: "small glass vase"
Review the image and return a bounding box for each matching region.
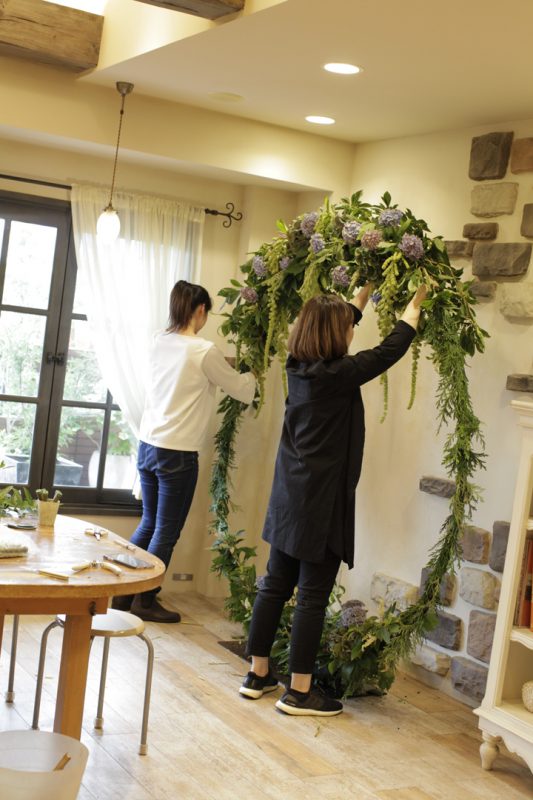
[37,500,59,528]
[522,680,533,712]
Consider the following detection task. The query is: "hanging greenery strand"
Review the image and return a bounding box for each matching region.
[211,191,487,695]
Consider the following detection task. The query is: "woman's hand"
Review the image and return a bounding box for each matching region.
[401,284,427,330]
[411,284,427,309]
[352,282,373,312]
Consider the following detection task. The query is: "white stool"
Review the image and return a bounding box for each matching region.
[32,609,154,755]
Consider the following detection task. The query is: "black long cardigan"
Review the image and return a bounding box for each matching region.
[262,315,416,569]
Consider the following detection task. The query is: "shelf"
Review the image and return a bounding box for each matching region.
[498,700,533,732]
[511,627,533,650]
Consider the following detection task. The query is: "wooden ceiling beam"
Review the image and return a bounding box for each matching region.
[0,0,103,72]
[133,0,245,20]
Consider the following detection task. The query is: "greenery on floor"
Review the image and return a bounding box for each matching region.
[209,192,487,696]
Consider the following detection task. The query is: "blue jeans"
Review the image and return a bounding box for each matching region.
[131,442,199,594]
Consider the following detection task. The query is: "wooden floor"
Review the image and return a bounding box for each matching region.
[1,593,532,800]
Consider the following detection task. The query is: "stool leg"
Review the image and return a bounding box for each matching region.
[32,620,60,730]
[6,615,19,703]
[94,637,110,730]
[138,633,154,756]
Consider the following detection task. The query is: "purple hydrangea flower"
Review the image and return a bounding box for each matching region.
[240,286,258,303]
[252,255,267,277]
[279,256,290,271]
[310,233,325,254]
[300,211,319,238]
[399,233,424,261]
[361,229,383,250]
[371,291,382,305]
[378,208,404,227]
[342,220,362,245]
[331,265,350,287]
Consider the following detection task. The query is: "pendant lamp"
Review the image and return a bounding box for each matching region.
[97,81,134,243]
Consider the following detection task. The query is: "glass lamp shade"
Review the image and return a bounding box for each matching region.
[96,207,121,243]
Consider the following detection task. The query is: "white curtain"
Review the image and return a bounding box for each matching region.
[70,184,205,441]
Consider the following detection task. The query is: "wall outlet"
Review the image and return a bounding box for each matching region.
[172,573,193,581]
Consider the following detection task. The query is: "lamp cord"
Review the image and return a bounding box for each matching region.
[106,93,127,210]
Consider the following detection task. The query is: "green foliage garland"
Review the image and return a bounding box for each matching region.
[210,191,487,696]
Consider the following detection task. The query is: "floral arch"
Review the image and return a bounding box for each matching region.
[209,191,486,695]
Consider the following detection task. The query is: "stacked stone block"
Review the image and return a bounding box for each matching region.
[386,476,510,701]
[454,130,533,379]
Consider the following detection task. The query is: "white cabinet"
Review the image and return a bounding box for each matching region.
[474,400,533,773]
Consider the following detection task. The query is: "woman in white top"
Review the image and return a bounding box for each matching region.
[115,280,256,622]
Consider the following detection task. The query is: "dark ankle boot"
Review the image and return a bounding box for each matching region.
[111,594,134,611]
[131,595,181,623]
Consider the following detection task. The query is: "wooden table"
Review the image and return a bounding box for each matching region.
[0,515,164,739]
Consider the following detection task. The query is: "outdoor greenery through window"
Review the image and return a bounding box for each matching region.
[0,191,140,510]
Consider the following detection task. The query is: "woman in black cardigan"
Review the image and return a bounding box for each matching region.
[239,284,426,716]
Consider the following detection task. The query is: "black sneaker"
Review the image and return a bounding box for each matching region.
[239,671,279,699]
[131,595,181,623]
[275,687,343,716]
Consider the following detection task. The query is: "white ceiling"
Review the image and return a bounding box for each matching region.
[85,0,533,143]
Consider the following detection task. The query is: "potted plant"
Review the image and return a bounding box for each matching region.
[0,462,35,519]
[36,488,62,528]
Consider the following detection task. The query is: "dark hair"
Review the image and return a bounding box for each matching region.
[288,294,353,362]
[167,280,212,331]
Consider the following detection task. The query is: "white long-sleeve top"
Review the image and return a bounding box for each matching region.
[139,331,256,451]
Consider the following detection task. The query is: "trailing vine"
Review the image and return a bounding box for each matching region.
[210,191,487,697]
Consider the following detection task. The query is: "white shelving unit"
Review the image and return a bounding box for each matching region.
[474,400,533,772]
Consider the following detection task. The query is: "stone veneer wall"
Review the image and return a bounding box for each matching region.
[447,130,533,337]
[371,496,508,705]
[370,130,533,706]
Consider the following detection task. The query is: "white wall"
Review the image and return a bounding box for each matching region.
[344,117,533,697]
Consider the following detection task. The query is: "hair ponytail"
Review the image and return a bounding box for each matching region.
[167,280,212,331]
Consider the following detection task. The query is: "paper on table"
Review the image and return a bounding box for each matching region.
[0,530,32,558]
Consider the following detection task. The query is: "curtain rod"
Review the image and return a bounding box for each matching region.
[0,173,243,228]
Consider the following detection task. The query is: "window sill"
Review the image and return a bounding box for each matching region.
[59,504,142,517]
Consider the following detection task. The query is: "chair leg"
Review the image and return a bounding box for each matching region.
[94,637,110,730]
[6,615,19,703]
[32,620,61,730]
[138,633,154,756]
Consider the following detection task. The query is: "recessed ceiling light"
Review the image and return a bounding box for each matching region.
[324,63,361,75]
[208,92,244,103]
[305,115,335,125]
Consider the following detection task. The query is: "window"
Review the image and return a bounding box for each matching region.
[0,191,140,511]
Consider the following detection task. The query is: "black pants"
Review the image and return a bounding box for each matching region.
[246,546,341,674]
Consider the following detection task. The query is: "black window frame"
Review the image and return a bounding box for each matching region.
[0,189,141,515]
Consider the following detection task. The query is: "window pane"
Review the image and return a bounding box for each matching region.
[0,401,37,484]
[63,320,107,403]
[3,220,57,309]
[54,407,104,487]
[104,410,138,489]
[0,312,46,397]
